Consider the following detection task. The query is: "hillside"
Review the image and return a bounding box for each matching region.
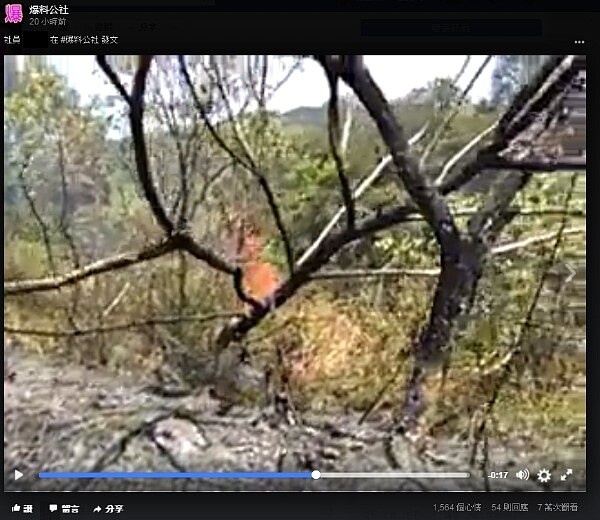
[280,105,328,128]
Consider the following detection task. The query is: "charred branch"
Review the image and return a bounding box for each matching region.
[96,55,240,284]
[315,55,356,230]
[332,56,461,249]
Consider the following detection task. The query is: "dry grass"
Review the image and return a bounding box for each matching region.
[4,238,586,448]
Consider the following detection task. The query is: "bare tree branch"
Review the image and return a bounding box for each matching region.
[469,172,579,459]
[149,63,192,226]
[313,267,440,280]
[96,55,239,280]
[296,125,428,267]
[4,237,179,296]
[259,55,269,110]
[55,136,82,343]
[175,233,237,275]
[500,56,580,142]
[15,157,56,274]
[98,55,175,235]
[298,56,492,269]
[419,55,493,169]
[268,57,303,100]
[4,312,243,338]
[434,121,499,187]
[340,101,353,158]
[334,56,461,247]
[316,55,356,229]
[56,137,80,267]
[191,162,232,220]
[5,231,239,299]
[474,156,587,172]
[128,55,176,234]
[178,55,295,276]
[178,57,251,169]
[206,56,257,168]
[96,55,132,106]
[452,55,471,85]
[244,55,270,112]
[101,281,132,317]
[405,206,584,222]
[311,226,584,281]
[213,200,423,351]
[422,56,585,197]
[490,225,584,254]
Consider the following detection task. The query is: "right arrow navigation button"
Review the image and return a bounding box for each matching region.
[14,469,23,481]
[564,263,576,283]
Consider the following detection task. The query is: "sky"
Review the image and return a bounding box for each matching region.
[48,55,494,112]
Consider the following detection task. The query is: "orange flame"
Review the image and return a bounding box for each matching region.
[227,213,282,311]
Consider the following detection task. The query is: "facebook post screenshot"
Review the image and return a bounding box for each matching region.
[2,1,592,519]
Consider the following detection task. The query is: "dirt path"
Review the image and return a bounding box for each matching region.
[4,343,585,492]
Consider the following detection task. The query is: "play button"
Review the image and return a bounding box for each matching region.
[14,469,23,481]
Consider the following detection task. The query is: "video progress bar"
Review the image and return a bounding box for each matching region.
[38,471,470,480]
[315,471,470,479]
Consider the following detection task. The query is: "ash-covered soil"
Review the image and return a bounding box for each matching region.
[4,342,585,492]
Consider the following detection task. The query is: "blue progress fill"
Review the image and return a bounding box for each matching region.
[38,471,313,479]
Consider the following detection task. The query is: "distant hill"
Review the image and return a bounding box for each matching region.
[279,105,327,128]
[279,97,428,131]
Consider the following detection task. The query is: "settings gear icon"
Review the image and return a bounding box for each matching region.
[537,468,552,483]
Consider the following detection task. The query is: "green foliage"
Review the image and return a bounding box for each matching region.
[375,225,438,267]
[4,68,113,235]
[4,237,52,280]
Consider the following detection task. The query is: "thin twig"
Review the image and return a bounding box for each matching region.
[452,55,471,85]
[102,281,132,318]
[207,56,256,167]
[434,121,499,187]
[296,125,428,267]
[340,101,353,158]
[4,312,243,338]
[317,56,356,229]
[97,55,238,278]
[150,63,191,227]
[419,55,493,169]
[56,137,80,267]
[259,55,269,110]
[56,136,82,342]
[468,173,579,461]
[268,58,303,100]
[16,158,56,274]
[311,226,584,280]
[408,206,584,223]
[179,55,295,275]
[318,55,356,229]
[490,225,584,255]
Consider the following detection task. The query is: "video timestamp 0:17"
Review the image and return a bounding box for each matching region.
[487,471,510,479]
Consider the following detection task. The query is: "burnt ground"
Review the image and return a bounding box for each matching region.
[4,343,585,492]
